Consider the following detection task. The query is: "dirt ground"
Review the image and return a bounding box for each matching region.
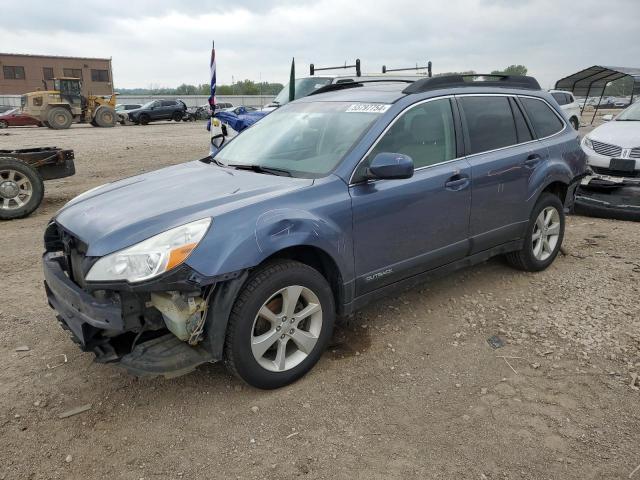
[1,121,639,480]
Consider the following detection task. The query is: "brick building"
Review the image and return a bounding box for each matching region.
[0,53,113,96]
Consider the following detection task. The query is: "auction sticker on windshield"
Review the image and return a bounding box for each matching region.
[346,104,391,113]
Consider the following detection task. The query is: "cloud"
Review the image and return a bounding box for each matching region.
[1,0,638,89]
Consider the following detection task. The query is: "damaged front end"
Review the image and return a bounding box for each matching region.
[42,222,245,377]
[575,170,640,221]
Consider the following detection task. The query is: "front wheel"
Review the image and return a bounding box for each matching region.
[94,107,116,127]
[224,260,335,389]
[506,192,565,271]
[172,112,183,122]
[0,120,8,129]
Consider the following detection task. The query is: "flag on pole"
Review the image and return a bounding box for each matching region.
[208,40,225,155]
[288,57,295,102]
[209,41,217,110]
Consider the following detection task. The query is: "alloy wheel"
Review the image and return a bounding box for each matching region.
[0,169,33,211]
[532,206,560,261]
[250,285,323,372]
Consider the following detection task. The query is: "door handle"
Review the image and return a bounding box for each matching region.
[444,175,470,191]
[524,153,542,168]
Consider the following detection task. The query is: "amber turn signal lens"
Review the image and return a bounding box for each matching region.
[166,242,197,271]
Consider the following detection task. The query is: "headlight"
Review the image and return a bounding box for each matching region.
[582,136,593,150]
[86,218,211,283]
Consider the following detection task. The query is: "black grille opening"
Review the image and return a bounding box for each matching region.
[592,166,640,178]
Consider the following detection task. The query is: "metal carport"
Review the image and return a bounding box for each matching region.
[555,65,640,124]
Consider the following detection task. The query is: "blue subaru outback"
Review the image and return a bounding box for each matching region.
[43,75,586,389]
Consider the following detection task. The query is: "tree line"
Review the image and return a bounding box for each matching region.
[116,79,284,96]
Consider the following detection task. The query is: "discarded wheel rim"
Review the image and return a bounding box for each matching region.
[0,169,33,211]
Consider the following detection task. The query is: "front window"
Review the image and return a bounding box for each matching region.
[214,101,385,177]
[141,101,158,109]
[616,102,640,121]
[272,77,333,106]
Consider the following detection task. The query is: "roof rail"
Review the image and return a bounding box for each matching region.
[307,79,415,97]
[310,59,361,77]
[402,74,541,94]
[382,61,432,77]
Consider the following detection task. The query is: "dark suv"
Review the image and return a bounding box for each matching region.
[43,75,586,389]
[127,99,187,125]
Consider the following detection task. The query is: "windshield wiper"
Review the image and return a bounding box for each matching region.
[227,163,292,177]
[209,156,228,167]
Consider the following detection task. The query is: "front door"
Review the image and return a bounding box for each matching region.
[349,98,471,296]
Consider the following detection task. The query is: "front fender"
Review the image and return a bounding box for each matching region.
[185,177,354,285]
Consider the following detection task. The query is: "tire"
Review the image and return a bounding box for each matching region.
[0,157,44,220]
[90,119,98,127]
[94,107,116,128]
[570,117,580,130]
[505,192,565,272]
[138,114,150,125]
[0,120,8,129]
[47,107,73,130]
[172,112,183,122]
[224,260,335,389]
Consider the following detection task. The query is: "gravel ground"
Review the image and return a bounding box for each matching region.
[1,121,639,480]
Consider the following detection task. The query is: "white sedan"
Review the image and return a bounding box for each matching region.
[581,101,640,179]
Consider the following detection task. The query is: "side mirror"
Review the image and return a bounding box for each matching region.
[602,114,613,122]
[367,152,414,180]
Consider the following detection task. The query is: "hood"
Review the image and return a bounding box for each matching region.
[588,121,640,148]
[126,107,145,115]
[55,160,313,256]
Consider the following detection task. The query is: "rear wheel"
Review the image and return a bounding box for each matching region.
[172,112,183,122]
[47,107,73,130]
[506,192,565,272]
[94,107,116,127]
[0,157,44,220]
[224,260,335,389]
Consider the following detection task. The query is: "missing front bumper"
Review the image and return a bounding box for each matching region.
[575,173,640,221]
[43,252,216,376]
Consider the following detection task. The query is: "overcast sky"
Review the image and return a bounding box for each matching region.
[2,0,639,89]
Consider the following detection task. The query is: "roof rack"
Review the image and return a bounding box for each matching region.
[402,74,541,94]
[307,79,415,97]
[310,59,361,77]
[382,61,432,77]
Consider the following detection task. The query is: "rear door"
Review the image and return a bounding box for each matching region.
[457,95,544,252]
[160,100,176,119]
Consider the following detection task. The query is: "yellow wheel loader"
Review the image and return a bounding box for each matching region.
[21,78,117,130]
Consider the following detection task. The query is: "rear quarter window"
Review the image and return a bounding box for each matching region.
[520,97,564,138]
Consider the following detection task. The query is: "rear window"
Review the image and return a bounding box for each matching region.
[459,96,518,154]
[521,97,564,138]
